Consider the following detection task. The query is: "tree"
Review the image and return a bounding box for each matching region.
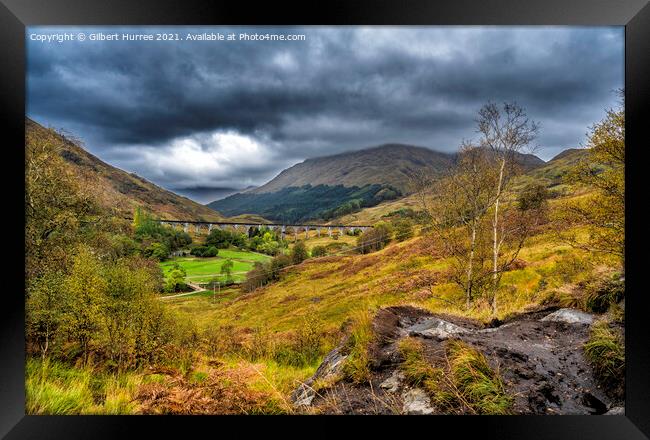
[61,246,107,365]
[476,102,540,315]
[145,242,170,261]
[393,218,414,242]
[559,97,624,264]
[165,264,187,293]
[221,259,234,284]
[26,271,67,359]
[25,125,97,279]
[242,262,269,292]
[356,222,393,254]
[291,241,309,264]
[415,144,498,308]
[256,232,281,255]
[102,256,160,370]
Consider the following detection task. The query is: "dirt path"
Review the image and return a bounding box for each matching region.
[158,282,202,300]
[293,305,622,415]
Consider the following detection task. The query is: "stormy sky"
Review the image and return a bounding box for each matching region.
[27,26,623,203]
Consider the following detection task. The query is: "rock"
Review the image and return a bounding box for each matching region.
[380,370,404,393]
[406,317,470,339]
[291,347,347,407]
[604,406,624,415]
[293,388,316,407]
[402,388,434,415]
[478,322,514,334]
[313,347,347,379]
[540,308,594,325]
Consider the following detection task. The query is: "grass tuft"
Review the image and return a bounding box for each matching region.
[584,320,624,390]
[445,340,513,415]
[26,358,141,414]
[398,337,441,387]
[340,310,374,384]
[584,275,624,313]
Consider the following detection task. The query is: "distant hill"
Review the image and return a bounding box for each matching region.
[249,144,455,195]
[549,148,587,163]
[511,147,589,193]
[26,118,225,222]
[330,147,585,225]
[208,143,545,223]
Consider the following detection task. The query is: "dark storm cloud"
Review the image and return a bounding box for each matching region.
[27,26,623,198]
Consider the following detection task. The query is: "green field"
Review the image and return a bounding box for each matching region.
[160,249,272,283]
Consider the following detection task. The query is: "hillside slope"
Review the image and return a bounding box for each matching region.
[26,118,225,221]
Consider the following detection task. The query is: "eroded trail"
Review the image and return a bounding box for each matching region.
[293,305,623,415]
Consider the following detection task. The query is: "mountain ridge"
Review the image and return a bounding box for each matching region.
[249,144,456,195]
[208,143,547,222]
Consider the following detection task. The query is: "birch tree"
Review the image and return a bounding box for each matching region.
[414,143,497,309]
[476,102,539,316]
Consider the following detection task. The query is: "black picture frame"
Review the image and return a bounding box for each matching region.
[2,0,648,438]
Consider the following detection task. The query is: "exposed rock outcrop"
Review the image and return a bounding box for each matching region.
[293,306,619,415]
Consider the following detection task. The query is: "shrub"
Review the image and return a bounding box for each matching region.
[190,245,218,258]
[270,316,325,368]
[205,228,246,249]
[357,221,394,254]
[203,246,219,257]
[291,241,309,264]
[311,245,327,258]
[190,246,206,257]
[553,254,592,284]
[518,183,550,211]
[293,315,323,366]
[393,219,414,242]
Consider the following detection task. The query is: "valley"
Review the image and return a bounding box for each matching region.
[25,101,625,416]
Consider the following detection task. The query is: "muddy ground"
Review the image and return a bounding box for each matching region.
[292,305,624,415]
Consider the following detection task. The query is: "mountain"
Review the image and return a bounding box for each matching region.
[249,144,455,195]
[208,143,545,223]
[26,118,225,222]
[209,144,455,223]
